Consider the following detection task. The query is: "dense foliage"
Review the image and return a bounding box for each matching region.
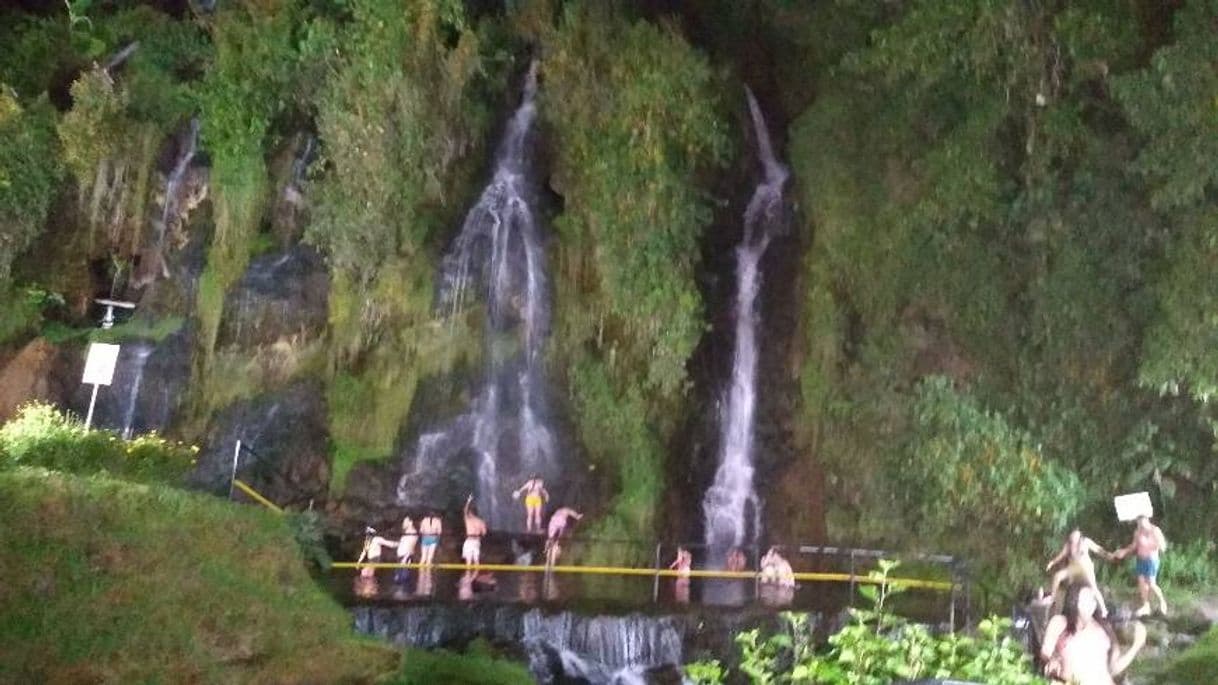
[0,0,1216,597]
[0,402,195,483]
[687,562,1044,684]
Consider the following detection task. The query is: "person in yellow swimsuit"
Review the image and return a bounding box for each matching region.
[512,474,549,534]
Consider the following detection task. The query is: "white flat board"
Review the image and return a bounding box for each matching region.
[1114,491,1153,522]
[81,343,121,386]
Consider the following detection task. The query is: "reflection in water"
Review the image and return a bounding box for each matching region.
[416,568,435,598]
[674,578,690,605]
[354,575,378,598]
[759,583,794,607]
[543,570,560,602]
[519,570,539,603]
[458,571,475,601]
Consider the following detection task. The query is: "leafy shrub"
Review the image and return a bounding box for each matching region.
[690,561,1045,684]
[1157,538,1216,590]
[0,402,195,483]
[286,509,332,571]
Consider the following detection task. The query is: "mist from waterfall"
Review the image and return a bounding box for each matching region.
[396,63,557,529]
[701,88,789,552]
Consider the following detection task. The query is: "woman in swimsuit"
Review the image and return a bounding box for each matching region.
[513,474,549,534]
[419,513,442,565]
[356,526,396,579]
[395,517,418,584]
[1040,585,1146,685]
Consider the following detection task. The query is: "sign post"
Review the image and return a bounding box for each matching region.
[81,343,121,429]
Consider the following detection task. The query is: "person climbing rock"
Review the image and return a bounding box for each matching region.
[546,506,583,543]
[463,494,488,567]
[1046,529,1113,617]
[1113,515,1168,616]
[512,475,549,534]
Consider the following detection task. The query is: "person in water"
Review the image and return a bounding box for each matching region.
[463,494,488,568]
[546,506,583,543]
[1046,529,1113,617]
[759,547,795,588]
[725,547,747,572]
[1040,584,1146,685]
[419,512,442,566]
[513,475,549,534]
[669,547,693,578]
[394,517,419,584]
[356,526,396,579]
[1113,515,1168,616]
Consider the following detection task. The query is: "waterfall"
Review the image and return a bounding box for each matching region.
[397,63,558,528]
[702,89,789,552]
[120,344,155,439]
[156,117,199,248]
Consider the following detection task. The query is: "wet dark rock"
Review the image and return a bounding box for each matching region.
[217,246,329,349]
[191,379,330,508]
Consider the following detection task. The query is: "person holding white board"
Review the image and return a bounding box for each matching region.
[1114,516,1168,616]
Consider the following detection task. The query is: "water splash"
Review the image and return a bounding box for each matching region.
[397,63,558,528]
[702,88,789,552]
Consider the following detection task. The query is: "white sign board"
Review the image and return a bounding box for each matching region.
[1114,491,1154,522]
[81,343,121,386]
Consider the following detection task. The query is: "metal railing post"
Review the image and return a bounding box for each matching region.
[949,560,958,633]
[848,549,857,605]
[228,439,242,500]
[652,542,662,602]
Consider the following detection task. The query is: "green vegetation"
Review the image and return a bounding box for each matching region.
[0,88,63,285]
[0,465,397,682]
[393,640,532,685]
[539,1,730,544]
[0,403,194,484]
[1149,626,1218,685]
[687,562,1044,684]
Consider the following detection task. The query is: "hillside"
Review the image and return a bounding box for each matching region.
[0,466,398,683]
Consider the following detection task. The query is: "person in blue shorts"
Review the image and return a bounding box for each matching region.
[1114,516,1168,616]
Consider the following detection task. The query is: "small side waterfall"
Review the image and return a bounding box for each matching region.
[396,63,558,529]
[702,89,789,552]
[156,117,200,249]
[119,345,154,439]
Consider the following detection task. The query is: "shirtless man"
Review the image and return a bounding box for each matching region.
[1114,516,1168,616]
[395,517,419,584]
[419,512,442,566]
[513,475,548,534]
[1046,529,1113,617]
[463,495,488,567]
[547,506,583,543]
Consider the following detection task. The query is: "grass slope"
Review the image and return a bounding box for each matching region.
[0,466,397,683]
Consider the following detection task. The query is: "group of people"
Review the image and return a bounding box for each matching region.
[355,475,585,579]
[1037,515,1168,684]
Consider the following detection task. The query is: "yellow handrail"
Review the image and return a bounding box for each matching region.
[232,479,283,514]
[329,561,953,591]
